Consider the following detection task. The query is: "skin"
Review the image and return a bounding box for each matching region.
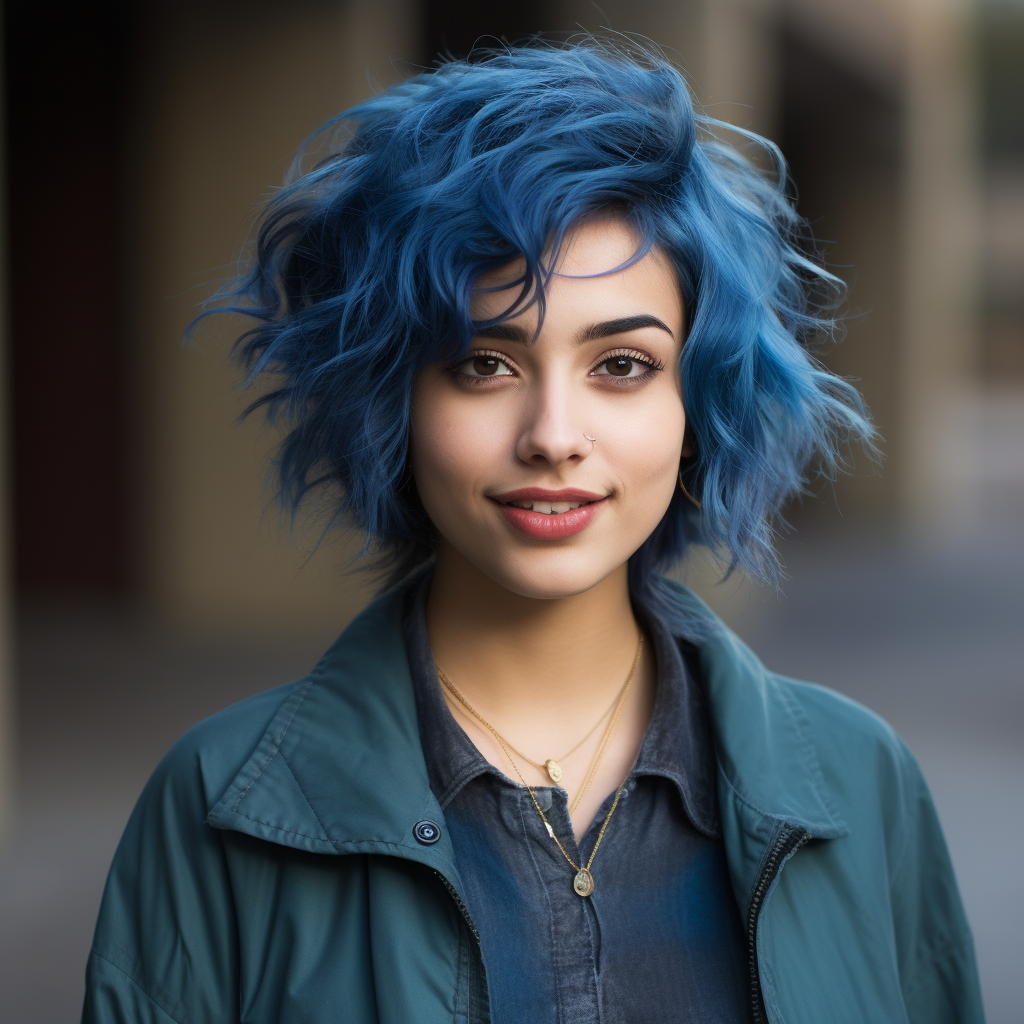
[409,214,687,839]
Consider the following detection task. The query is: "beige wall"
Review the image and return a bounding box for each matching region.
[897,0,982,535]
[130,1,419,637]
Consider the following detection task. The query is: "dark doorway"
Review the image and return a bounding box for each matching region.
[424,0,550,61]
[4,1,132,598]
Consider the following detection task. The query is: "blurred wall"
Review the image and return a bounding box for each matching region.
[2,0,998,630]
[127,1,418,635]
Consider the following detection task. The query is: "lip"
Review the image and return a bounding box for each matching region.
[491,487,606,503]
[488,487,609,540]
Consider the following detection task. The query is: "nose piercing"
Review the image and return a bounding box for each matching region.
[584,434,596,448]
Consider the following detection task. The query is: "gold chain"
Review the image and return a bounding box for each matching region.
[436,634,644,896]
[436,635,641,800]
[568,637,642,814]
[472,706,626,896]
[440,670,630,776]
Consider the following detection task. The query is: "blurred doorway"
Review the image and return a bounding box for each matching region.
[4,0,134,600]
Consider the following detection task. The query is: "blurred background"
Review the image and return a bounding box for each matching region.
[0,0,1021,1020]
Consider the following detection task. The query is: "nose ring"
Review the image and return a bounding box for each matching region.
[584,434,596,447]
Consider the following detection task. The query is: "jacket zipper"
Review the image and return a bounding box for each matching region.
[746,823,810,1024]
[435,870,481,942]
[435,870,489,1024]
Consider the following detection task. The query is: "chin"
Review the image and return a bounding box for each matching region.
[478,550,627,601]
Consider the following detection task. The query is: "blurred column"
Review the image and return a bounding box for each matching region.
[898,0,982,534]
[549,0,779,136]
[0,10,12,845]
[696,0,780,139]
[128,0,418,637]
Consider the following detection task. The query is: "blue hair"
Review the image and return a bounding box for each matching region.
[193,38,874,626]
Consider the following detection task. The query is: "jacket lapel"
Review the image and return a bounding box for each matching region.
[207,585,464,885]
[656,580,849,907]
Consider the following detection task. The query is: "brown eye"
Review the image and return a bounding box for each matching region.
[455,352,515,378]
[590,351,660,381]
[604,357,634,377]
[473,356,501,376]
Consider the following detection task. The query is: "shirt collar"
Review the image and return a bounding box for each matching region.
[404,573,720,838]
[632,605,720,837]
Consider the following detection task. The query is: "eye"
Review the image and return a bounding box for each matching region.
[453,351,516,379]
[590,350,662,380]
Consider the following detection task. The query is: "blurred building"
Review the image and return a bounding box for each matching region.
[4,0,1006,635]
[1,0,1022,1020]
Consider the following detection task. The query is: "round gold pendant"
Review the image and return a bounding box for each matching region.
[544,759,563,784]
[573,868,594,897]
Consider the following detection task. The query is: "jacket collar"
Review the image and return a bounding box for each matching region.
[208,577,848,888]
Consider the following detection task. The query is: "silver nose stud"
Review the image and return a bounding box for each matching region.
[584,434,597,448]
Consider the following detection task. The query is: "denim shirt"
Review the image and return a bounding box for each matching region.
[404,582,752,1024]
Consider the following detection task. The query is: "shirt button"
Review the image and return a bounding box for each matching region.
[413,819,442,845]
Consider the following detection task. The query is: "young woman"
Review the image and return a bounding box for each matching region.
[82,41,984,1024]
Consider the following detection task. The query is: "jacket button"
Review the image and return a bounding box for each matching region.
[413,819,441,845]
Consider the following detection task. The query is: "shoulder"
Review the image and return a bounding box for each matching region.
[774,673,913,774]
[86,680,313,1021]
[101,677,316,903]
[773,676,980,1012]
[770,675,942,868]
[142,678,312,814]
[660,576,916,795]
[667,573,930,844]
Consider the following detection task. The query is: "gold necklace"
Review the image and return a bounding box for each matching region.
[439,665,633,785]
[436,635,644,897]
[568,635,642,815]
[504,736,625,898]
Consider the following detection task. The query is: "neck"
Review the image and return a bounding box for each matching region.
[424,543,640,720]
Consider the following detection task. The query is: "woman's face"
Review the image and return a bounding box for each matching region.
[410,214,687,600]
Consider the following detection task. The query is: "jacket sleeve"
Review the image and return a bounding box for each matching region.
[889,741,986,1024]
[82,733,241,1024]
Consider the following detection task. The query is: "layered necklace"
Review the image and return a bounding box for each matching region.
[436,634,644,897]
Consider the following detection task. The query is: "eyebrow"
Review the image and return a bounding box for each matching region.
[473,313,675,345]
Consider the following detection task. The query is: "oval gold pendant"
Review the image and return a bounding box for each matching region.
[573,868,594,897]
[545,759,563,784]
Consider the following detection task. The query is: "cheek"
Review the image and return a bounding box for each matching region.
[409,382,506,501]
[607,395,686,498]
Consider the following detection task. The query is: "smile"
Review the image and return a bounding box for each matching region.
[489,488,608,540]
[502,500,591,515]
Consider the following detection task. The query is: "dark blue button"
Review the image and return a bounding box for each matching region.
[413,819,441,845]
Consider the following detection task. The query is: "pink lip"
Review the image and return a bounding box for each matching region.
[491,487,606,503]
[488,488,609,540]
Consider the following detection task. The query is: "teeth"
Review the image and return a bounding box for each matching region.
[507,500,586,514]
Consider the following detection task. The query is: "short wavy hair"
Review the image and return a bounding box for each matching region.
[194,38,874,614]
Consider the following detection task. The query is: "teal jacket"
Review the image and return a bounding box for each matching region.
[83,581,984,1024]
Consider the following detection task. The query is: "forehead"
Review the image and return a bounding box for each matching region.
[470,216,682,328]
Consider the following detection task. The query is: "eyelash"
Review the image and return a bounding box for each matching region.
[446,348,665,386]
[592,348,665,384]
[444,350,518,385]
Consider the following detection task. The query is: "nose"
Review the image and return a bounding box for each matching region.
[515,376,593,467]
